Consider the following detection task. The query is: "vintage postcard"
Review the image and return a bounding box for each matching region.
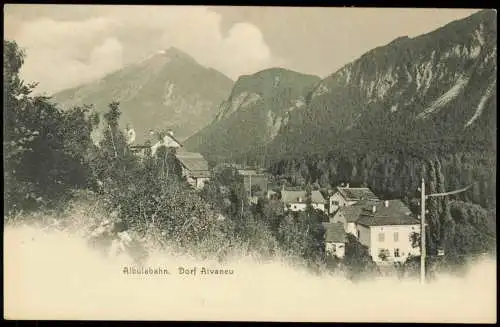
[3,4,497,323]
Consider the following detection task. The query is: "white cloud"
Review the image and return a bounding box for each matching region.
[154,8,279,79]
[9,16,122,94]
[211,22,275,78]
[5,6,280,94]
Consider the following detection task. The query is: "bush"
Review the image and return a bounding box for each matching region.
[4,40,96,214]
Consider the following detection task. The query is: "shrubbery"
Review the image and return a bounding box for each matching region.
[4,40,97,214]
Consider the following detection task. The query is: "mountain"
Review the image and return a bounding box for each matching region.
[268,9,497,159]
[51,47,234,143]
[184,68,321,161]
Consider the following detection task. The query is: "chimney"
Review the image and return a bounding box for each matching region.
[167,130,174,136]
[346,183,350,188]
[372,205,377,213]
[384,200,389,207]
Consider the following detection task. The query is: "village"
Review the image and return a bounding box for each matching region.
[130,130,422,267]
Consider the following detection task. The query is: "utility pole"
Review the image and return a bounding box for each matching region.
[249,173,252,198]
[420,178,426,285]
[419,179,471,284]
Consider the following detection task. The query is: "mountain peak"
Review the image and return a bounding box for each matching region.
[160,46,197,63]
[135,46,198,67]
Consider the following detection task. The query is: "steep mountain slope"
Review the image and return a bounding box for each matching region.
[184,68,320,160]
[51,47,234,143]
[269,9,497,158]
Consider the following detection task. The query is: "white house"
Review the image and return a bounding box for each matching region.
[175,151,211,189]
[151,131,183,156]
[327,185,379,214]
[130,130,183,158]
[331,199,380,236]
[322,222,346,258]
[355,200,421,264]
[281,190,327,212]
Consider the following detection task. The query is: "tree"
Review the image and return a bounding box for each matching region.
[4,40,95,213]
[343,234,379,281]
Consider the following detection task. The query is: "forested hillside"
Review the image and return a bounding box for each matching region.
[184,68,320,161]
[269,9,496,157]
[258,10,496,212]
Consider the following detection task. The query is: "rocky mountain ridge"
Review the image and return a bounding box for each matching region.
[52,47,234,143]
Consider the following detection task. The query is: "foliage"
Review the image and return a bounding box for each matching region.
[4,40,96,214]
[274,210,326,268]
[342,234,379,281]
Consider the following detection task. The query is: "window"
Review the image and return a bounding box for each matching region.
[332,201,339,206]
[357,230,360,239]
[378,232,385,242]
[393,232,399,242]
[332,244,337,252]
[394,248,400,257]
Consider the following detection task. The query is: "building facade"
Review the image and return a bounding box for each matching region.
[176,151,211,190]
[281,190,327,212]
[322,222,346,258]
[355,200,421,264]
[327,185,379,214]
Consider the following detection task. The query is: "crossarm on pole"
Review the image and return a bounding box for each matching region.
[427,184,472,198]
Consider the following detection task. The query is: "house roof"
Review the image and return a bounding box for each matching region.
[163,133,183,148]
[311,191,327,204]
[342,200,380,222]
[355,200,419,227]
[176,152,210,176]
[281,190,326,204]
[322,222,346,243]
[335,187,379,201]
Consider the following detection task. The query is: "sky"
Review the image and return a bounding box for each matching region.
[4,5,481,95]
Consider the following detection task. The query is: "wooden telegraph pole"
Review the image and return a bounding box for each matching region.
[249,173,252,197]
[420,178,426,285]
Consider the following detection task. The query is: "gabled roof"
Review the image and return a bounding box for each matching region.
[176,152,209,176]
[356,200,419,227]
[342,199,380,222]
[281,190,307,204]
[311,190,327,204]
[335,187,379,201]
[322,222,346,243]
[163,133,183,148]
[281,190,326,204]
